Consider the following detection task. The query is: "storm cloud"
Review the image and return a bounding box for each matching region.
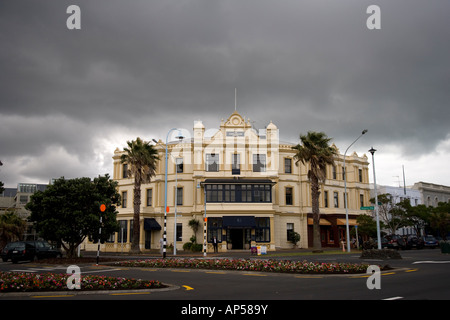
[1,0,449,187]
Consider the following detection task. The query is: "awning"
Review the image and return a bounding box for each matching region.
[336,219,358,226]
[223,216,256,228]
[144,218,161,231]
[307,218,332,226]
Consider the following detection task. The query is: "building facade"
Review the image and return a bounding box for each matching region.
[370,184,423,236]
[95,111,371,253]
[0,183,48,240]
[412,182,450,208]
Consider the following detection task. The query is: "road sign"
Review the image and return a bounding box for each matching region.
[360,206,374,210]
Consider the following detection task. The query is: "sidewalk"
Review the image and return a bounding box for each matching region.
[83,247,353,261]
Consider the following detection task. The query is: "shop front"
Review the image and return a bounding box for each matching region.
[207,215,271,251]
[307,214,358,248]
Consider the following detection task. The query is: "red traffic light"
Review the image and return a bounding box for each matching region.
[100,204,106,212]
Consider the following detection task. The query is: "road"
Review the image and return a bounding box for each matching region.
[1,249,448,317]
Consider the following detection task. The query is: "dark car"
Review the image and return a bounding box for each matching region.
[422,235,439,249]
[10,240,62,263]
[1,242,20,262]
[385,235,405,249]
[404,235,424,249]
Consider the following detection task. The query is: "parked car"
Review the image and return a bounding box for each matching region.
[404,235,424,250]
[9,240,62,263]
[385,235,405,249]
[1,242,20,262]
[422,235,439,249]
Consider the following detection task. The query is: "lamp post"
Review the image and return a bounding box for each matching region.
[161,129,184,258]
[344,129,367,252]
[203,185,207,257]
[369,147,382,249]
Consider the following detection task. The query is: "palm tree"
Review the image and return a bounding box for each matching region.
[121,137,159,253]
[292,131,337,251]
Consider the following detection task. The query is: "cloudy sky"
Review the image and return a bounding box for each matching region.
[1,0,449,189]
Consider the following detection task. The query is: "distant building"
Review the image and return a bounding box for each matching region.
[412,182,450,207]
[88,111,371,253]
[0,183,48,240]
[370,184,422,235]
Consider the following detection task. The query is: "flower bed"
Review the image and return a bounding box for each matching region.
[0,272,164,293]
[117,258,374,274]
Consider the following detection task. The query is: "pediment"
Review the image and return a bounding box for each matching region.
[223,111,248,128]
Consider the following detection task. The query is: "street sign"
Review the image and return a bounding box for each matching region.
[360,206,374,210]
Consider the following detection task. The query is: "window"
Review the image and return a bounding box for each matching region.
[287,223,294,241]
[176,158,183,173]
[359,169,363,182]
[176,223,182,242]
[232,154,240,175]
[332,166,337,179]
[146,189,152,207]
[19,195,28,204]
[122,191,127,208]
[253,154,266,172]
[255,217,270,242]
[208,218,222,242]
[176,187,183,205]
[284,158,292,174]
[241,184,252,202]
[205,184,272,203]
[334,192,339,208]
[107,233,115,243]
[360,194,364,208]
[206,185,222,202]
[224,185,236,202]
[253,184,271,202]
[123,164,128,179]
[324,191,329,208]
[285,187,293,205]
[118,220,128,243]
[206,154,219,172]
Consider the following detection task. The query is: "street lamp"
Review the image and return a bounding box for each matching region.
[344,129,367,252]
[161,128,184,258]
[368,147,382,249]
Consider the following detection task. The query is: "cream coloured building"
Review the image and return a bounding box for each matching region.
[95,111,371,253]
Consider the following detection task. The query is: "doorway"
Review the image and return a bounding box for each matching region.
[145,231,151,249]
[229,229,243,249]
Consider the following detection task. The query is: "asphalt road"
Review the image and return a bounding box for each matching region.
[1,249,448,317]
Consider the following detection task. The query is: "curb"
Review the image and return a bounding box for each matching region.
[0,282,179,297]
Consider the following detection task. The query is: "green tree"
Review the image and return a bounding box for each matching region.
[293,131,337,251]
[0,211,26,249]
[430,202,450,240]
[355,214,379,239]
[26,175,120,258]
[399,202,430,236]
[121,137,159,253]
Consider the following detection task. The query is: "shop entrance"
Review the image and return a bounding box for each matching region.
[229,229,243,249]
[227,228,252,250]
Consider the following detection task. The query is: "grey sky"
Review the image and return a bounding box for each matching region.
[1,0,449,188]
